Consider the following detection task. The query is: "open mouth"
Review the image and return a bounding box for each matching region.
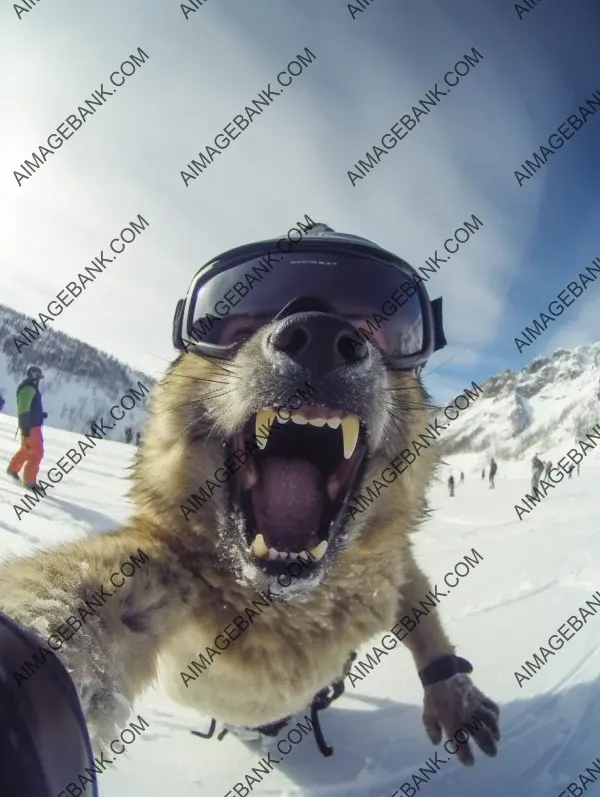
[229,405,369,575]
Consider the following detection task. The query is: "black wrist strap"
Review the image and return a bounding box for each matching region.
[418,654,473,687]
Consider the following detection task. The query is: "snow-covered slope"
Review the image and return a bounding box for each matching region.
[0,303,156,441]
[1,412,600,796]
[440,342,600,460]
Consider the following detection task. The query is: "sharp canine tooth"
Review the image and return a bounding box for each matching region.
[340,415,360,459]
[252,534,269,559]
[309,540,328,561]
[291,415,308,425]
[255,409,278,449]
[327,418,341,429]
[308,418,327,427]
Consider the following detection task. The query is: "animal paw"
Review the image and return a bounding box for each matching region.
[85,685,133,751]
[60,643,132,751]
[421,673,500,766]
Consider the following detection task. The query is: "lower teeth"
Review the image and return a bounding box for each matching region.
[250,534,328,563]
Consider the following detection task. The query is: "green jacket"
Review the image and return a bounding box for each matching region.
[16,378,44,434]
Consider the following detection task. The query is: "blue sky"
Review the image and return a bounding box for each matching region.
[1,0,599,404]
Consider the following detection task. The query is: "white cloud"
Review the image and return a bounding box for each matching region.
[1,0,598,379]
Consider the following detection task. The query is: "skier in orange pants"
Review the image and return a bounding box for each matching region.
[7,366,47,490]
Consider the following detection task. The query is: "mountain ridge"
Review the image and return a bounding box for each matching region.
[438,341,600,460]
[2,302,598,457]
[0,303,156,440]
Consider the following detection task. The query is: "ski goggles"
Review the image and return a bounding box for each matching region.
[172,236,447,370]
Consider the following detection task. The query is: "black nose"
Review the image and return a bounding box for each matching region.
[267,312,369,377]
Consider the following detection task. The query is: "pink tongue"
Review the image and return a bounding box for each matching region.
[251,458,324,550]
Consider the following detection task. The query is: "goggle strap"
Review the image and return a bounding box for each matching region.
[173,298,186,350]
[431,297,447,352]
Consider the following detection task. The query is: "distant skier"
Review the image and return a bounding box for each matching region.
[125,426,133,445]
[135,431,142,447]
[531,454,544,493]
[448,475,455,497]
[460,471,464,484]
[567,466,574,479]
[544,461,552,480]
[489,458,497,489]
[577,462,581,476]
[481,469,485,480]
[0,392,5,413]
[6,366,48,490]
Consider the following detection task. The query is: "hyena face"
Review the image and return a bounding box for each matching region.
[141,311,434,602]
[135,227,446,602]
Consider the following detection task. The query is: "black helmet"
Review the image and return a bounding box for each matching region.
[26,366,44,381]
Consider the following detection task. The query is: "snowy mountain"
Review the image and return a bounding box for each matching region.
[439,342,600,461]
[0,303,156,441]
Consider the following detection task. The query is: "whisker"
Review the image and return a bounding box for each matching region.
[200,389,237,403]
[169,374,231,387]
[152,387,237,423]
[208,359,242,377]
[205,415,229,444]
[152,347,242,377]
[386,397,434,407]
[146,352,176,366]
[150,398,204,421]
[385,401,439,413]
[385,409,409,451]
[184,406,223,431]
[386,394,438,406]
[422,347,469,378]
[179,416,205,439]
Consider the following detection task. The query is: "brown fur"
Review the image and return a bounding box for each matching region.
[0,339,500,764]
